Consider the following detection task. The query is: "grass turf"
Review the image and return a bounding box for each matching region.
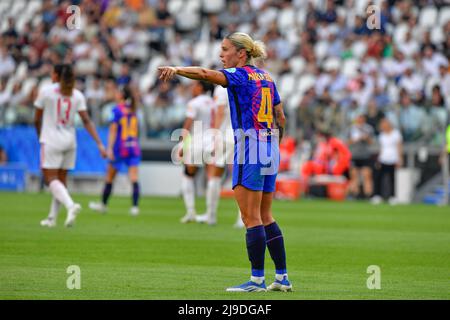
[0,192,449,300]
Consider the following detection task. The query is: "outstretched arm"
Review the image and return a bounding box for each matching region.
[158,66,228,87]
[273,103,286,143]
[78,110,107,158]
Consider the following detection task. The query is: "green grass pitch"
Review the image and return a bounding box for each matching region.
[0,192,449,300]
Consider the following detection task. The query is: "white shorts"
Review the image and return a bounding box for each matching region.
[213,137,234,168]
[180,137,214,167]
[40,143,76,170]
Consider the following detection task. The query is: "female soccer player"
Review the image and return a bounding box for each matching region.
[158,32,292,292]
[195,84,244,228]
[35,64,107,227]
[89,85,142,216]
[178,81,216,223]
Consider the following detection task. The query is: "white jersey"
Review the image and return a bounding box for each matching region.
[185,94,215,135]
[35,83,87,150]
[213,85,234,145]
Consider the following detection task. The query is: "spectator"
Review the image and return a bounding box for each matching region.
[371,118,403,205]
[398,91,426,141]
[348,114,375,199]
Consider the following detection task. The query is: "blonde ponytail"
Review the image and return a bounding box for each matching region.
[226,32,267,64]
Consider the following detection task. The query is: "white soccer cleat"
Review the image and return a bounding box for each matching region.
[40,218,56,228]
[196,213,210,223]
[180,212,197,224]
[65,203,81,227]
[89,201,106,213]
[130,206,140,216]
[370,195,383,205]
[267,276,293,292]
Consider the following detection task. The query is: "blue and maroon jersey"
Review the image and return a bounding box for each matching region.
[220,65,281,133]
[111,103,141,159]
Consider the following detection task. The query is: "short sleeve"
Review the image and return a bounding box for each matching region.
[185,101,197,119]
[272,82,281,106]
[213,86,228,106]
[76,92,88,112]
[110,107,121,124]
[34,88,46,109]
[219,67,248,87]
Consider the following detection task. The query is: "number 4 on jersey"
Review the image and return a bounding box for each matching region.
[257,87,273,128]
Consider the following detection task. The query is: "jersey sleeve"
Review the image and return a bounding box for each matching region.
[213,86,228,106]
[272,82,281,106]
[110,107,121,124]
[76,92,88,112]
[34,88,47,109]
[219,67,248,87]
[185,100,197,119]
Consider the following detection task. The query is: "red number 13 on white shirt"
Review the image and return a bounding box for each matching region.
[57,98,72,125]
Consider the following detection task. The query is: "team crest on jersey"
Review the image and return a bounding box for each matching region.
[225,68,236,73]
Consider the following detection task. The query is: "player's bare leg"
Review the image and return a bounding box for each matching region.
[128,166,140,216]
[89,164,117,213]
[261,192,292,292]
[180,165,198,223]
[41,169,67,227]
[42,168,81,227]
[197,165,223,225]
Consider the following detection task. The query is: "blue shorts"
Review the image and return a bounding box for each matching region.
[232,137,279,193]
[110,156,140,171]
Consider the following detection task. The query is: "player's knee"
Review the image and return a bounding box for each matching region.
[184,166,196,177]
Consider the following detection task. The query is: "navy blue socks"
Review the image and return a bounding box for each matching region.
[132,182,140,207]
[246,225,266,280]
[265,222,287,275]
[102,183,113,205]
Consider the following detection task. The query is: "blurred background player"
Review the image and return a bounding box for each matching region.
[178,81,216,223]
[371,118,403,205]
[36,64,106,227]
[195,84,244,227]
[89,85,141,216]
[348,114,375,200]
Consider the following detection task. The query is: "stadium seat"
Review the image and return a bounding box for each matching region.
[438,7,450,26]
[296,74,316,94]
[289,57,306,75]
[287,92,303,111]
[279,73,297,98]
[341,59,360,78]
[185,0,201,12]
[295,7,307,26]
[430,26,445,45]
[14,62,28,81]
[393,23,408,44]
[175,11,200,32]
[278,7,296,33]
[167,0,183,16]
[314,41,329,62]
[9,0,26,18]
[193,41,210,64]
[419,6,438,29]
[202,0,225,14]
[351,41,367,59]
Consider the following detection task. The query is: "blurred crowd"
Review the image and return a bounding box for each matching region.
[0,0,449,144]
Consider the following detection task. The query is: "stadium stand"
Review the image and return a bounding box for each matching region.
[0,0,449,201]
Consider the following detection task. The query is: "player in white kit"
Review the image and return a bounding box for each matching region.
[195,85,244,227]
[178,81,217,223]
[35,64,107,227]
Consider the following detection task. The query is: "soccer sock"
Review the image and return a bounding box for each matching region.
[206,177,221,218]
[48,179,75,210]
[132,182,140,207]
[246,225,266,284]
[181,174,195,215]
[102,183,113,205]
[265,222,287,278]
[48,197,61,220]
